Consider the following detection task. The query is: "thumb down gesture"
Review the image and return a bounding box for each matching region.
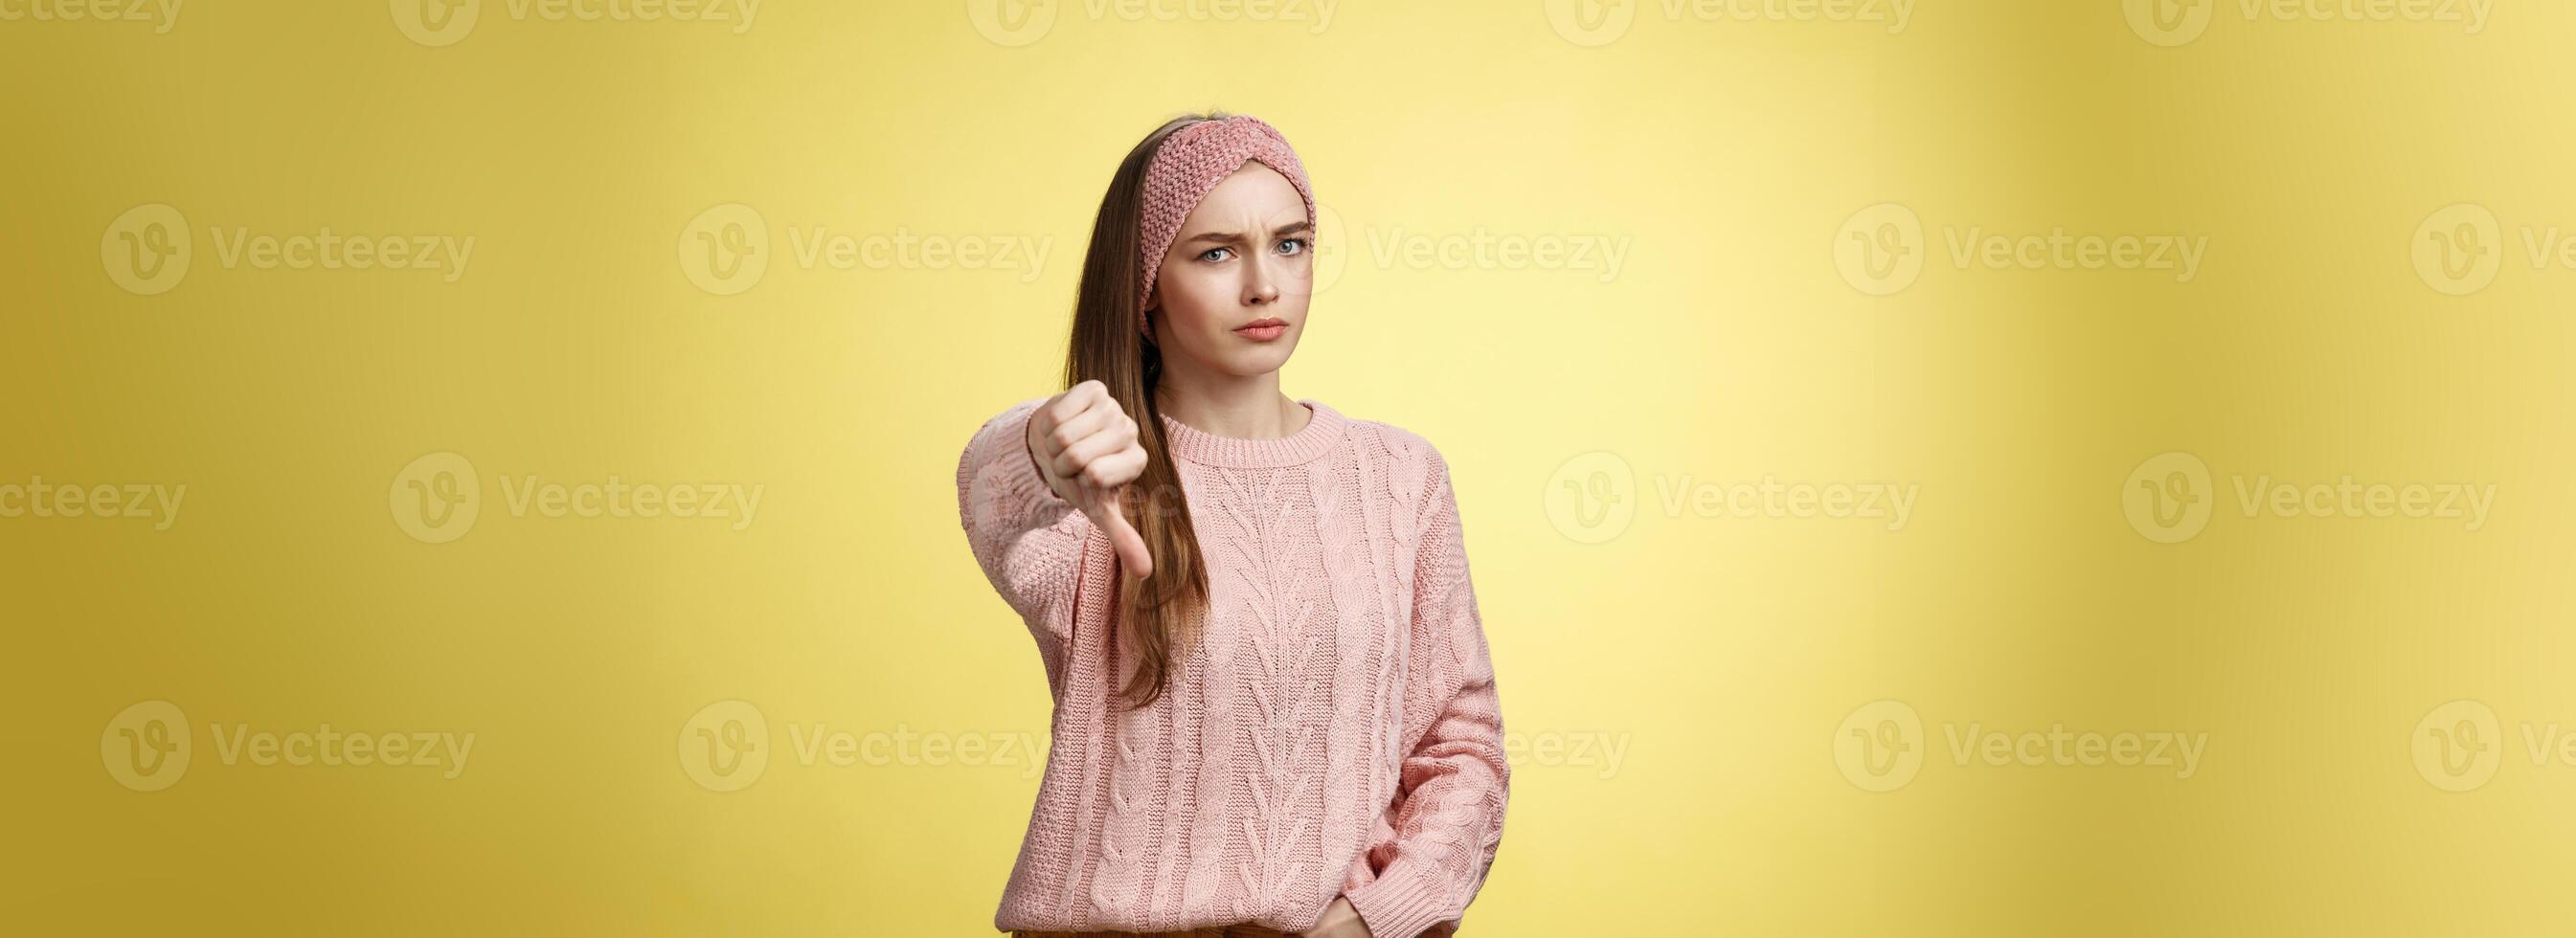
[1025,379,1154,581]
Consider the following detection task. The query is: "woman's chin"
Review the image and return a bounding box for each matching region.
[1216,345,1296,377]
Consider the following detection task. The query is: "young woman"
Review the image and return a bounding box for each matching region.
[956,113,1508,938]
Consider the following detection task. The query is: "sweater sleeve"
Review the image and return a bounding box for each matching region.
[1344,441,1510,938]
[956,395,1099,672]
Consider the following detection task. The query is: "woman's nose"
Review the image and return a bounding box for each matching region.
[1243,256,1281,305]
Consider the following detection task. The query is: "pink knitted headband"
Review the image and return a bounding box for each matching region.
[1136,115,1317,336]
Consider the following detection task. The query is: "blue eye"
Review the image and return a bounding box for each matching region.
[1198,247,1233,262]
[1277,238,1308,257]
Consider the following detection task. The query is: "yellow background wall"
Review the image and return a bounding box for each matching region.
[9,1,2573,934]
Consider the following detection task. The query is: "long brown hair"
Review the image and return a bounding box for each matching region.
[1064,112,1227,710]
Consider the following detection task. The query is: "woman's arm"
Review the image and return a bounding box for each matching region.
[1343,440,1510,938]
[957,382,1155,676]
[956,395,1096,657]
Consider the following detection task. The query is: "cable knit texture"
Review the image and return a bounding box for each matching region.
[956,395,1507,938]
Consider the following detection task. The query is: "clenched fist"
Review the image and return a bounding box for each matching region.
[1025,379,1154,581]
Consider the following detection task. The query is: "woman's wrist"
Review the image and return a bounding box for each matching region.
[1021,412,1070,503]
[1304,895,1372,938]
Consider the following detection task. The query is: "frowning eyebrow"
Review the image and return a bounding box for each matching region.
[1182,221,1316,246]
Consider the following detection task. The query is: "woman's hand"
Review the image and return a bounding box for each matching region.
[1298,896,1375,938]
[1025,379,1153,580]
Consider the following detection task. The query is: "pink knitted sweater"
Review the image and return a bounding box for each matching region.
[956,395,1509,937]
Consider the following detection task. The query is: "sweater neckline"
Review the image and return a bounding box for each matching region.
[1157,398,1345,469]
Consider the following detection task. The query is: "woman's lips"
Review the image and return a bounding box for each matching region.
[1233,318,1289,342]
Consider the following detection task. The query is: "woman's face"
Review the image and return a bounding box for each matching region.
[1146,161,1314,377]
